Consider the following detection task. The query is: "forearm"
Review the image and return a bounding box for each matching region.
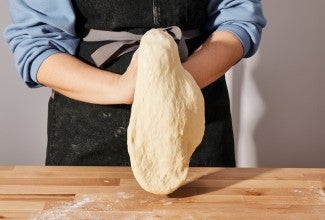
[37,53,123,105]
[183,30,244,88]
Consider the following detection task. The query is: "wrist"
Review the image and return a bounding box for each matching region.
[100,72,124,104]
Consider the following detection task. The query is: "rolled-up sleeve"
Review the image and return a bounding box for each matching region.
[3,0,80,88]
[205,0,267,58]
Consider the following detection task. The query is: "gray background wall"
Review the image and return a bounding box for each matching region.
[1,1,324,167]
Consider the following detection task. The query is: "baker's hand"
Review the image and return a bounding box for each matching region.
[117,51,138,104]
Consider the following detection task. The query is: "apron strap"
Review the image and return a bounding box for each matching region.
[83,26,201,67]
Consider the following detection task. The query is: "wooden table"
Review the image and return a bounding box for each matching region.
[0,166,324,219]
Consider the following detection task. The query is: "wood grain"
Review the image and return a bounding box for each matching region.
[0,166,324,219]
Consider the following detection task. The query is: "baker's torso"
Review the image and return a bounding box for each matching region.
[45,0,235,167]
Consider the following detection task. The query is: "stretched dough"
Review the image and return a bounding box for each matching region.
[127,29,205,195]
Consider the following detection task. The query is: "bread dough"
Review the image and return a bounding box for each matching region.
[127,29,205,195]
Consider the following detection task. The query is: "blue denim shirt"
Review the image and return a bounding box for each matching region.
[3,0,266,88]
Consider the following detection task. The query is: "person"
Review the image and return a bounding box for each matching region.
[4,0,266,167]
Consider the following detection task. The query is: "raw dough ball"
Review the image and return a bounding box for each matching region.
[127,29,205,195]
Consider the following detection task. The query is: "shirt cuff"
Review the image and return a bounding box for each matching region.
[29,49,62,88]
[216,23,252,58]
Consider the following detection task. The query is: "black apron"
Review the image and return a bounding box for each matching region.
[45,0,236,167]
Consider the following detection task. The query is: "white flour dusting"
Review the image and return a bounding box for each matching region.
[292,189,302,193]
[116,191,134,199]
[32,191,177,219]
[32,197,94,220]
[319,189,325,197]
[309,186,325,201]
[162,201,173,206]
[292,186,325,202]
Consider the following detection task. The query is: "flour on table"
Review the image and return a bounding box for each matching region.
[31,197,95,220]
[32,192,176,219]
